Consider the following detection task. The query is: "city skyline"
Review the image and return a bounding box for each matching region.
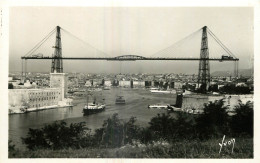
[9,7,253,74]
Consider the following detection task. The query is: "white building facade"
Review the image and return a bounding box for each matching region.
[9,73,71,114]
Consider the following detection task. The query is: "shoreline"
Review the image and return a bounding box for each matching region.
[9,104,74,115]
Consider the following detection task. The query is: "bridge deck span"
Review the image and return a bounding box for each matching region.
[21,57,239,61]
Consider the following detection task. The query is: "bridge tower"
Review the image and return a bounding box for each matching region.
[198,26,210,93]
[51,26,63,73]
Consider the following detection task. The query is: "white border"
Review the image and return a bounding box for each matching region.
[0,0,259,163]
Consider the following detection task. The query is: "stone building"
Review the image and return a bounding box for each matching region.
[119,80,131,87]
[9,88,61,109]
[9,73,70,113]
[133,81,145,88]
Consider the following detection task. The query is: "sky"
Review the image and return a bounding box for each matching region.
[9,7,254,74]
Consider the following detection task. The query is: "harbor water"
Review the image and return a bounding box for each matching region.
[9,87,176,149]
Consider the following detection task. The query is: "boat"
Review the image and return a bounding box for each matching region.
[94,88,102,92]
[150,89,176,94]
[148,104,170,109]
[83,95,105,115]
[150,87,159,91]
[83,102,105,115]
[103,86,111,90]
[115,96,126,104]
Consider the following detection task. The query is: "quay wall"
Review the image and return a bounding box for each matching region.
[181,94,253,111]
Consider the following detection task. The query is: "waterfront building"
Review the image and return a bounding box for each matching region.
[9,88,61,109]
[174,82,183,89]
[133,81,145,88]
[9,73,71,114]
[119,80,131,87]
[85,80,92,87]
[104,80,112,87]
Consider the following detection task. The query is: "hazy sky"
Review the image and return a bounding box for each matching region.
[9,7,253,74]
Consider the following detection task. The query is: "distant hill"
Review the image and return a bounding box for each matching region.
[211,69,253,77]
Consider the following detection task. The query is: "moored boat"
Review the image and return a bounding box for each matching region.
[103,86,111,90]
[148,104,170,109]
[150,89,176,94]
[115,96,126,104]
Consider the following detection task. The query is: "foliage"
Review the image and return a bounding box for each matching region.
[196,99,230,139]
[93,113,140,148]
[10,138,253,158]
[20,101,253,152]
[22,121,88,150]
[208,84,218,92]
[148,113,175,140]
[9,140,18,157]
[22,114,140,150]
[144,113,196,142]
[231,101,253,136]
[219,85,251,94]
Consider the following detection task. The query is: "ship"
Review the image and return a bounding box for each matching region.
[115,95,126,104]
[83,95,105,115]
[83,103,106,115]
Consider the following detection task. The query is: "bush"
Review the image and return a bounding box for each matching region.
[231,101,253,137]
[22,121,89,150]
[195,100,230,139]
[146,113,196,141]
[9,140,18,157]
[148,113,175,140]
[93,113,140,148]
[21,102,253,151]
[22,114,141,150]
[219,85,251,94]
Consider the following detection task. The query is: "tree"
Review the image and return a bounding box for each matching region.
[208,84,218,92]
[22,121,88,150]
[231,101,253,137]
[93,113,140,148]
[148,113,175,140]
[147,113,196,141]
[196,100,230,139]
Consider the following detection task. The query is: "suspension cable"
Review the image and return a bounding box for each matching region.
[150,28,202,57]
[61,27,110,57]
[24,28,56,57]
[207,28,237,58]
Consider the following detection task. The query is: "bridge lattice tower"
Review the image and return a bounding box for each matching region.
[51,26,63,73]
[198,26,210,93]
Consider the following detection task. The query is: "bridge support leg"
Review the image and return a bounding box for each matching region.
[198,26,210,93]
[51,26,63,73]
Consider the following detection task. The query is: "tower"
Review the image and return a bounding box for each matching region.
[51,26,63,73]
[50,73,68,100]
[198,26,210,93]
